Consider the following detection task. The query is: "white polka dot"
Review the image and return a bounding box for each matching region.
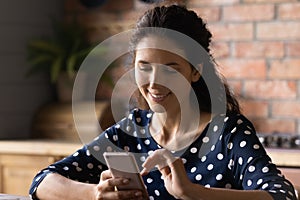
[201,156,207,162]
[147,113,152,118]
[140,128,146,134]
[76,167,82,172]
[63,166,69,171]
[124,146,130,151]
[202,136,210,143]
[154,190,160,196]
[115,124,120,129]
[190,147,198,153]
[224,117,229,122]
[237,119,243,124]
[72,162,78,166]
[240,141,247,148]
[73,152,79,157]
[87,163,94,169]
[106,146,112,152]
[98,165,102,170]
[219,135,223,141]
[86,150,91,156]
[133,131,137,137]
[228,159,234,170]
[140,156,146,162]
[240,174,243,180]
[207,164,214,170]
[195,174,202,181]
[248,166,255,172]
[231,127,237,133]
[213,125,218,132]
[262,167,269,173]
[105,133,109,138]
[137,144,141,150]
[93,145,100,151]
[205,184,211,188]
[247,180,252,186]
[211,145,215,151]
[35,176,41,182]
[280,189,286,193]
[238,157,243,165]
[225,183,232,189]
[244,130,251,135]
[182,158,187,164]
[216,174,223,181]
[227,143,233,150]
[257,179,263,185]
[274,184,282,188]
[217,153,224,160]
[128,114,133,120]
[148,150,154,156]
[113,135,118,141]
[147,178,153,183]
[144,139,150,145]
[253,144,260,149]
[126,126,131,132]
[247,157,253,163]
[149,196,154,200]
[136,117,141,123]
[269,190,276,193]
[262,183,268,189]
[191,167,197,173]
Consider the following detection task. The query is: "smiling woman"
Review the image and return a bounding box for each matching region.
[29,4,297,200]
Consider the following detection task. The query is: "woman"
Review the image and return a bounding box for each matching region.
[29,4,297,200]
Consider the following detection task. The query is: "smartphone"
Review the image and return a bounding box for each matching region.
[103,152,148,199]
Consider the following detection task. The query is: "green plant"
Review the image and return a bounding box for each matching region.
[26,18,97,83]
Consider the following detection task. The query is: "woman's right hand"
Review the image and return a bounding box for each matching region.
[95,170,144,200]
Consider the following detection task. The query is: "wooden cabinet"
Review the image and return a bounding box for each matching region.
[0,140,81,196]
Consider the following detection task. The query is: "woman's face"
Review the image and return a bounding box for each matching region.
[134,36,200,113]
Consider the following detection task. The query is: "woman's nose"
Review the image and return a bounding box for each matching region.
[149,67,164,87]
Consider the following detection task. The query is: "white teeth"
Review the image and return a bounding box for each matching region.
[151,93,167,98]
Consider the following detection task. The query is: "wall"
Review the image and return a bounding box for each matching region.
[0,0,63,139]
[65,0,300,136]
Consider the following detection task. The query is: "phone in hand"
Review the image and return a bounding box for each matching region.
[103,152,149,199]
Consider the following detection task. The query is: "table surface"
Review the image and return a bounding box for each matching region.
[0,194,30,200]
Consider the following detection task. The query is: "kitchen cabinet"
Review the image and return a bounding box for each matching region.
[0,140,81,196]
[0,141,299,196]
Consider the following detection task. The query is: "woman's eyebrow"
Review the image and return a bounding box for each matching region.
[138,60,179,66]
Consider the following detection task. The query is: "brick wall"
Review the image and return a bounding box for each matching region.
[65,0,300,136]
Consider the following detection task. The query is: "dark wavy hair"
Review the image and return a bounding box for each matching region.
[129,4,240,114]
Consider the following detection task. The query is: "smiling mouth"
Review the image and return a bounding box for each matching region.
[149,92,170,102]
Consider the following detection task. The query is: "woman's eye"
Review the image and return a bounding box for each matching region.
[138,64,152,71]
[163,67,178,74]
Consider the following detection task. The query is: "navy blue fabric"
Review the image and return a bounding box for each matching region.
[29,109,297,200]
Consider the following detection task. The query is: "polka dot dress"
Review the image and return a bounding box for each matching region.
[29,109,297,200]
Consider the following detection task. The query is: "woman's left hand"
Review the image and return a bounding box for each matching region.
[141,149,193,199]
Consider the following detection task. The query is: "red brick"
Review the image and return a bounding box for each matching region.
[257,22,300,40]
[223,5,274,22]
[278,3,300,20]
[218,59,266,79]
[286,41,300,57]
[227,80,243,96]
[211,42,230,58]
[272,101,300,118]
[192,7,221,22]
[244,80,297,99]
[269,59,300,79]
[251,118,296,134]
[210,23,253,41]
[187,0,239,6]
[233,41,284,58]
[239,99,268,118]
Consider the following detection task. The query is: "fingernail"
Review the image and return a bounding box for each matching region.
[135,191,142,196]
[122,179,129,184]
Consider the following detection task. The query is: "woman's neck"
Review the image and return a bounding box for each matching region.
[150,104,212,151]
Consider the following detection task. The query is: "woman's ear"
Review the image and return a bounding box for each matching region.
[191,64,202,82]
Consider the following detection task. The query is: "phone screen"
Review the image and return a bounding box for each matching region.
[103,152,148,198]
